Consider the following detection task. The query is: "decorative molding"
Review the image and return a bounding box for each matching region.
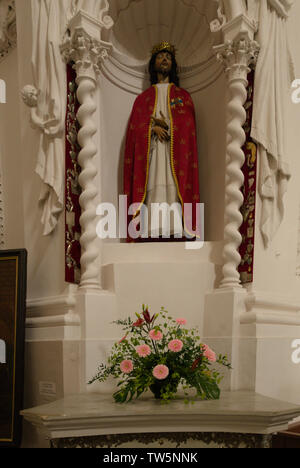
[215,37,259,82]
[26,289,80,340]
[50,432,273,449]
[241,291,300,326]
[26,292,77,319]
[61,14,113,80]
[26,313,80,329]
[0,0,16,63]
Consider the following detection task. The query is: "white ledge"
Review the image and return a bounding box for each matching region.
[241,291,300,326]
[21,391,300,440]
[26,313,80,329]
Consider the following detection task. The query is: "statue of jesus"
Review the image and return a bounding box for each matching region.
[123,41,200,242]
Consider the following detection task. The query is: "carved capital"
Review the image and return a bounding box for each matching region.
[0,0,16,63]
[61,11,112,82]
[215,36,260,83]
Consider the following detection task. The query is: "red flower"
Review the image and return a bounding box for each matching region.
[143,309,155,324]
[191,357,202,371]
[119,334,128,343]
[133,318,144,327]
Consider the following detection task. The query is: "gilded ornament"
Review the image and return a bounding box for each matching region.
[151,41,176,57]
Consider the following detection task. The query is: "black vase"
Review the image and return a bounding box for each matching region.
[150,381,166,399]
[150,374,180,399]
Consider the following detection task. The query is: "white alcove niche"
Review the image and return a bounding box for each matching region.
[99,0,227,243]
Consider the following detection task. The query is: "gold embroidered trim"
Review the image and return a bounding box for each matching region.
[168,85,201,240]
[168,84,184,210]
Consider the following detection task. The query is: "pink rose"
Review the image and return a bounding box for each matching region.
[136,344,151,358]
[153,364,169,380]
[149,329,163,341]
[202,344,217,363]
[168,339,184,352]
[176,318,187,326]
[120,360,133,374]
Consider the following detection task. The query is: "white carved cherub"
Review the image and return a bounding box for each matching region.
[21,85,39,108]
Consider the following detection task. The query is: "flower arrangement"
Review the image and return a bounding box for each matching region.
[89,306,231,403]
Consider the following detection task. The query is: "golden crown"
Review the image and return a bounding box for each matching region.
[151,41,176,57]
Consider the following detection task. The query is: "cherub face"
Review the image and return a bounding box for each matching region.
[21,85,39,108]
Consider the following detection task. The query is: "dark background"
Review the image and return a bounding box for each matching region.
[0,251,27,448]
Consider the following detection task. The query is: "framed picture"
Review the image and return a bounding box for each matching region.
[0,249,27,448]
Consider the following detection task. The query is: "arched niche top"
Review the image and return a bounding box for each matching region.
[102,0,225,94]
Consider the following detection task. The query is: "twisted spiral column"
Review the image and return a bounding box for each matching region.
[221,80,247,288]
[61,14,113,291]
[216,36,260,289]
[76,77,100,289]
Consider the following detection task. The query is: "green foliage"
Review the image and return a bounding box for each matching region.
[89,306,232,403]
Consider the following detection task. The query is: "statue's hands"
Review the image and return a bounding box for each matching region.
[151,111,170,142]
[152,125,170,142]
[151,116,169,130]
[151,112,169,130]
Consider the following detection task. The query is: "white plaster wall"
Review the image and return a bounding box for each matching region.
[99,71,135,237]
[189,75,226,242]
[0,47,24,250]
[255,329,300,405]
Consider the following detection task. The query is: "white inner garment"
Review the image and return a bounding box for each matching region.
[141,83,183,238]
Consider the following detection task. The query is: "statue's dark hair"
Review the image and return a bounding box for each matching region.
[148,50,180,87]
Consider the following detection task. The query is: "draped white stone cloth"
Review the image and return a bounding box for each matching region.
[30,0,68,235]
[30,0,110,235]
[250,0,294,247]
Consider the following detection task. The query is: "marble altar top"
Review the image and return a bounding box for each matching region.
[21,391,300,439]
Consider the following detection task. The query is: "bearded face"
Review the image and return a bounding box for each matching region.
[154,50,172,77]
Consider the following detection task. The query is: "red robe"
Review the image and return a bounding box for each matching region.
[123,83,200,242]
